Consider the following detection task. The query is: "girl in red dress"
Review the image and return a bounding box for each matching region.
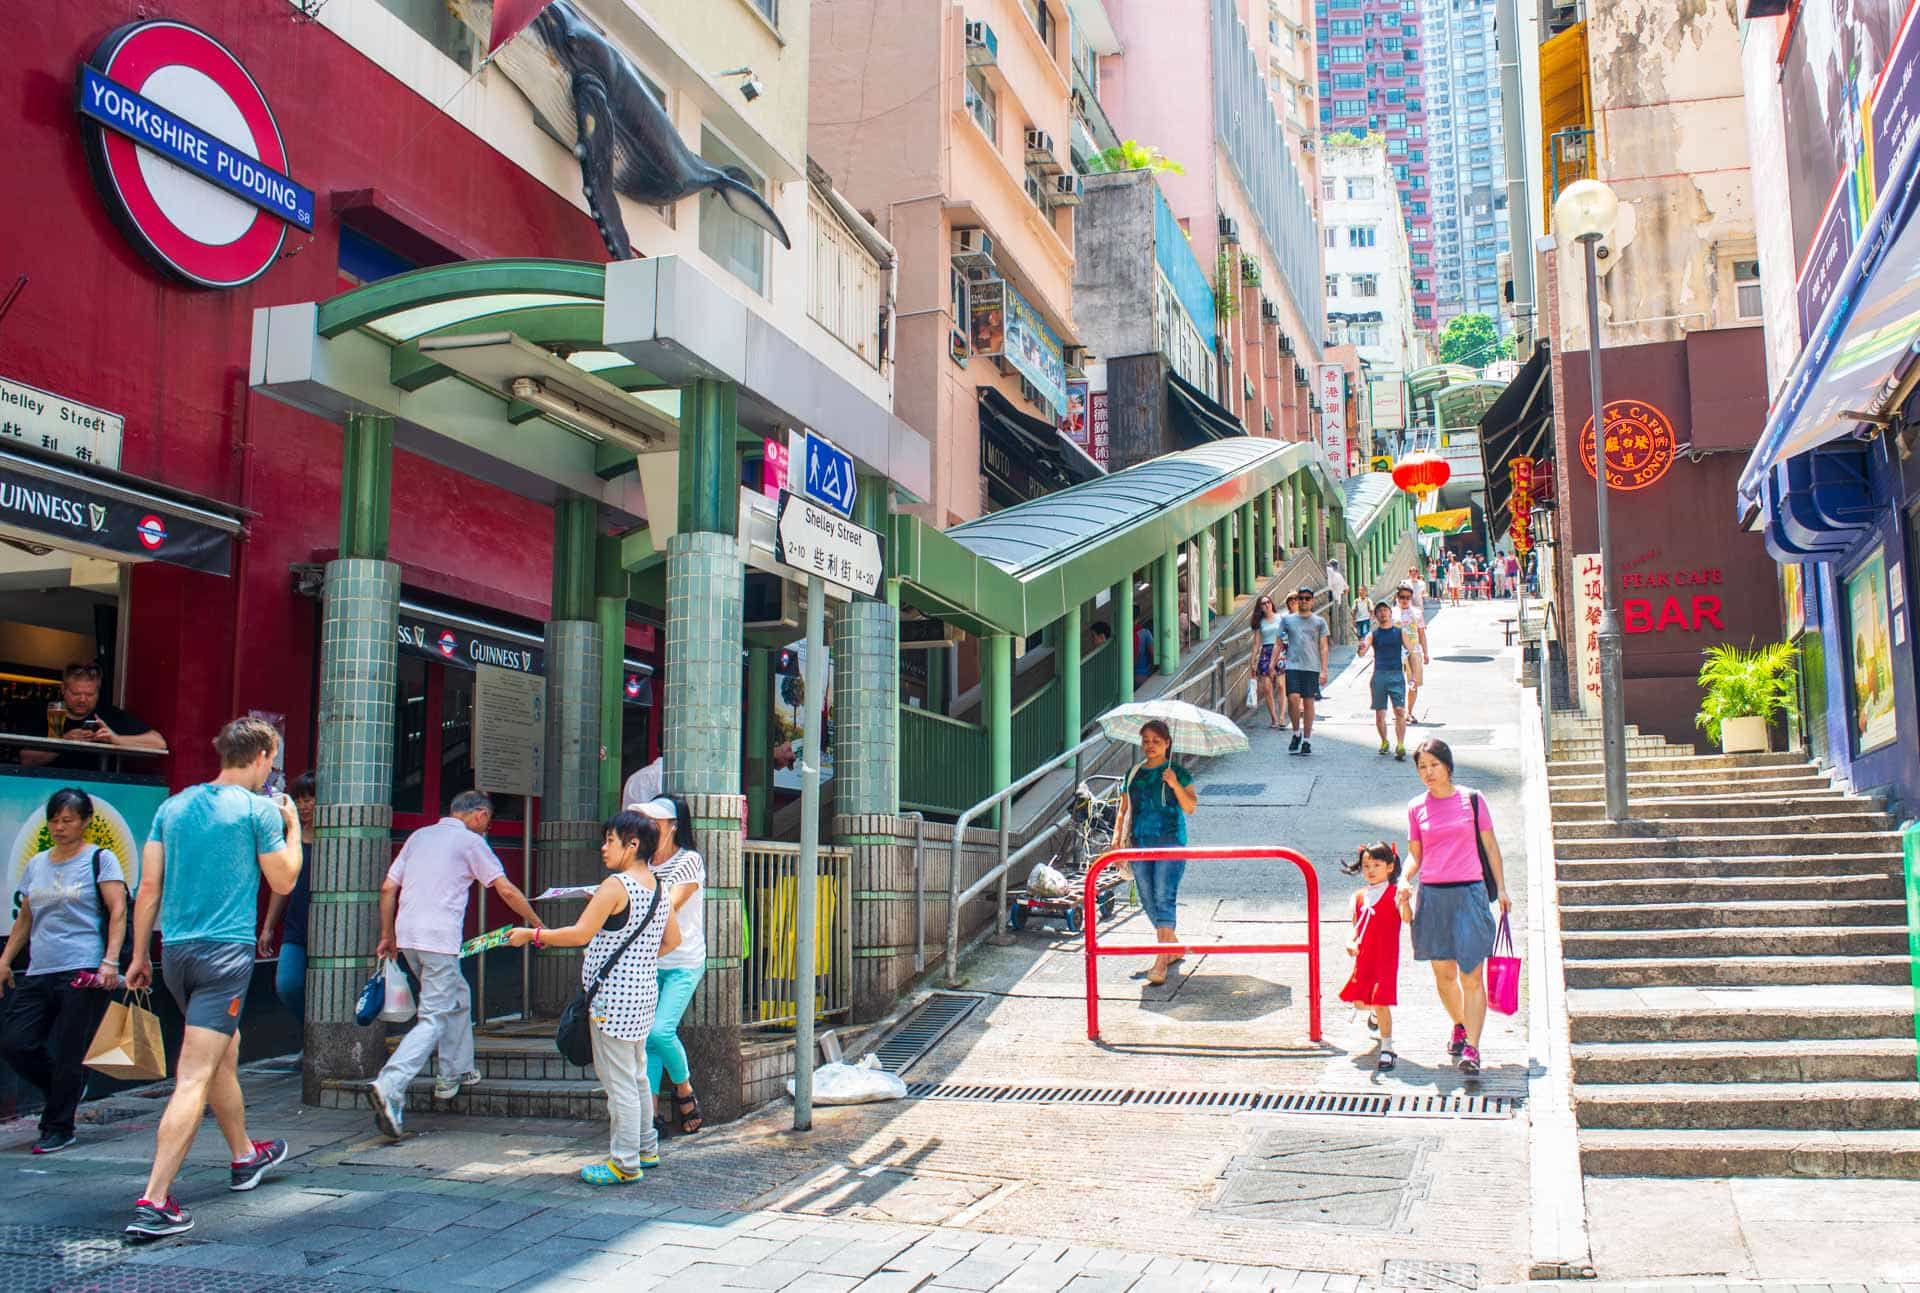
[1340,842,1404,1071]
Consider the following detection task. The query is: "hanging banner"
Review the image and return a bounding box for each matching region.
[969,279,1007,359]
[1002,284,1067,418]
[1089,391,1110,469]
[1317,363,1347,480]
[1574,552,1604,717]
[1509,456,1535,554]
[1060,378,1090,449]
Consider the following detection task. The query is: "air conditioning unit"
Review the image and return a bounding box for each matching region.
[1218,214,1241,241]
[1278,335,1295,356]
[965,20,998,65]
[1051,172,1083,206]
[1063,344,1088,371]
[1024,129,1057,167]
[951,227,996,271]
[1261,299,1280,324]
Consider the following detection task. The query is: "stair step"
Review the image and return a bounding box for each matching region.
[1555,832,1903,859]
[1557,898,1910,930]
[1561,925,1909,959]
[317,1075,608,1121]
[1578,1128,1920,1178]
[1555,855,1903,884]
[1551,776,1839,803]
[1563,953,1911,989]
[1567,986,1915,1043]
[1571,1038,1917,1085]
[1552,795,1872,822]
[1554,812,1894,840]
[1573,1080,1920,1130]
[1549,751,1809,775]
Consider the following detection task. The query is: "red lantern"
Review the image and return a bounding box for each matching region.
[1392,451,1452,498]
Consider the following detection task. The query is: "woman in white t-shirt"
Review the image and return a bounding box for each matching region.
[636,796,708,1135]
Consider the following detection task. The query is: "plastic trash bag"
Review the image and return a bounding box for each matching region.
[1245,676,1258,709]
[378,957,418,1024]
[1026,861,1072,897]
[788,1054,908,1105]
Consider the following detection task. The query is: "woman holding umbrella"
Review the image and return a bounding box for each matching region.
[1114,719,1199,985]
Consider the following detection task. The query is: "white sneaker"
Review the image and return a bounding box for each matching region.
[368,1086,405,1140]
[432,1070,482,1100]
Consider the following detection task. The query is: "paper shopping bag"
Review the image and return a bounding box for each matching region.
[85,991,168,1080]
[1485,914,1521,1016]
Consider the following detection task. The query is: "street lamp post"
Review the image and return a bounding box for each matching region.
[1554,178,1627,822]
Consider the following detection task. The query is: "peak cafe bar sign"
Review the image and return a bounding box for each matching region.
[77,20,313,289]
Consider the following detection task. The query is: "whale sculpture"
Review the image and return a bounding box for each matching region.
[487,0,791,260]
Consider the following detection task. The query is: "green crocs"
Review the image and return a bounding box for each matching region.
[580,1159,642,1186]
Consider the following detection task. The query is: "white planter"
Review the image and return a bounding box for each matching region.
[1721,715,1770,753]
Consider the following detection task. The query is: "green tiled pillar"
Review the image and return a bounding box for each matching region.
[1212,521,1231,617]
[1155,546,1179,676]
[533,496,605,1016]
[1114,574,1135,704]
[986,634,1013,820]
[1238,502,1257,594]
[832,598,898,817]
[1258,490,1276,577]
[306,411,398,1102]
[1061,605,1082,752]
[596,538,626,818]
[663,380,748,1120]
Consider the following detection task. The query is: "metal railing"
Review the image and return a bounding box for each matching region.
[1537,599,1558,753]
[900,706,990,816]
[741,840,852,1029]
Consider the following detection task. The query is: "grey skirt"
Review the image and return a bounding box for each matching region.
[1411,880,1498,973]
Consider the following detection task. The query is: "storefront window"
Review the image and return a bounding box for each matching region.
[392,656,428,816]
[698,128,767,295]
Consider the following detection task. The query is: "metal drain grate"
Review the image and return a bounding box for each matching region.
[870,991,985,1074]
[903,1083,1515,1119]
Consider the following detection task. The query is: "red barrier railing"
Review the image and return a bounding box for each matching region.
[1082,846,1321,1043]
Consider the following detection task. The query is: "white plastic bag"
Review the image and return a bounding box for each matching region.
[379,957,417,1024]
[1026,861,1071,898]
[1245,676,1259,709]
[788,1054,908,1105]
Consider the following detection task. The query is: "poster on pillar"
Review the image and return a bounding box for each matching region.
[3,776,166,907]
[773,641,834,794]
[1573,552,1604,718]
[1318,364,1347,480]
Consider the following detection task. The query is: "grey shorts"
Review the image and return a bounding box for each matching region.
[162,940,254,1036]
[1370,669,1407,711]
[1410,881,1498,974]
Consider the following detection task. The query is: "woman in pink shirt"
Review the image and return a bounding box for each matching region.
[1395,739,1511,1076]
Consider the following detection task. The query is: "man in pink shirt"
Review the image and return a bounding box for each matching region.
[368,790,541,1139]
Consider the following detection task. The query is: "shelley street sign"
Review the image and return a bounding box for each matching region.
[775,490,884,597]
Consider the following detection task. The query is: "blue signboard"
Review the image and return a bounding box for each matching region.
[78,66,314,233]
[796,432,857,518]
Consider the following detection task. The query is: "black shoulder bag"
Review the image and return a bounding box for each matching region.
[555,879,663,1068]
[1469,792,1498,897]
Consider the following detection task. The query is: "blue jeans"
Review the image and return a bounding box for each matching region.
[646,965,704,1090]
[1132,859,1186,930]
[275,942,307,1024]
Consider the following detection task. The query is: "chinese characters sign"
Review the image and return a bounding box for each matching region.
[773,491,884,596]
[1508,456,1534,555]
[1579,398,1676,491]
[1574,552,1604,717]
[0,376,123,470]
[1318,363,1347,480]
[1089,391,1110,469]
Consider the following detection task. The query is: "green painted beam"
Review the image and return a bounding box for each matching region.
[316,260,606,338]
[1154,546,1178,676]
[1062,604,1082,751]
[987,634,1012,827]
[339,413,392,560]
[1114,574,1135,705]
[552,496,598,622]
[678,380,738,537]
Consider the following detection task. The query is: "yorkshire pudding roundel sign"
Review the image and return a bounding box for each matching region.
[77,21,313,289]
[1579,398,1677,492]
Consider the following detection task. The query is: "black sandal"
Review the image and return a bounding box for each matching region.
[675,1088,703,1134]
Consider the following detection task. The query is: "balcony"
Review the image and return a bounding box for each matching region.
[806,189,889,371]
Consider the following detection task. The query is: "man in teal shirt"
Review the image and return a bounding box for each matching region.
[124,717,302,1241]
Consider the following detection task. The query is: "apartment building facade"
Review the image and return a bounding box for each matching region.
[1421,0,1508,334]
[1321,137,1423,428]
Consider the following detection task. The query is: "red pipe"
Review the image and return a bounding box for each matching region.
[1083,846,1321,1043]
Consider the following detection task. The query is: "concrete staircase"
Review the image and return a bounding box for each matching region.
[314,1024,609,1120]
[1546,717,1920,1178]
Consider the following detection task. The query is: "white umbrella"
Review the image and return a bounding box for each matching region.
[1097,699,1250,757]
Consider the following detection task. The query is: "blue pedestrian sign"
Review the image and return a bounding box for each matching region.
[793,431,857,518]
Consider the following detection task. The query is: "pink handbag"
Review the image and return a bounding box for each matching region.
[1485,914,1521,1016]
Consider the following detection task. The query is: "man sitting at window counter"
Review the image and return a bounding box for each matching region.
[20,663,166,770]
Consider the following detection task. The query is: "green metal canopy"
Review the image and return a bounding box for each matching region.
[890,439,1342,638]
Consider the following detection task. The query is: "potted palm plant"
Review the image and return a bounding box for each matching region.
[1694,642,1798,753]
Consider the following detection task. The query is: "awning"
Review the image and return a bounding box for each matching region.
[978,388,1100,506]
[395,595,654,701]
[0,442,244,575]
[1737,103,1920,517]
[1417,507,1474,534]
[1167,372,1246,445]
[1477,340,1553,528]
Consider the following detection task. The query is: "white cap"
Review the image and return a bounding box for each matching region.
[633,797,676,820]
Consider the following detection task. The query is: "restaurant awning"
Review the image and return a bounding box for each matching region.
[1477,340,1553,528]
[979,387,1100,506]
[0,441,245,575]
[1736,107,1920,520]
[1168,372,1247,445]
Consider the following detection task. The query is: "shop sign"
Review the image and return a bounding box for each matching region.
[0,377,124,470]
[0,460,231,574]
[396,611,544,674]
[1573,552,1603,717]
[77,21,313,289]
[1002,284,1067,418]
[1089,391,1110,468]
[473,663,545,799]
[970,279,1007,358]
[1844,546,1899,754]
[1578,398,1676,491]
[1060,379,1090,449]
[761,435,787,499]
[1508,456,1533,555]
[1318,363,1347,480]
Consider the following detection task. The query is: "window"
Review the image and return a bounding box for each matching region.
[1325,225,1340,248]
[1415,304,1433,320]
[1387,137,1407,156]
[1466,89,1487,106]
[749,0,779,25]
[337,226,419,288]
[1354,273,1379,296]
[1470,166,1491,183]
[951,266,970,333]
[1735,259,1763,319]
[1413,277,1429,293]
[1334,72,1365,89]
[1330,17,1362,34]
[373,0,485,71]
[1332,45,1364,64]
[1405,72,1421,88]
[1334,99,1366,118]
[1321,178,1337,201]
[1393,164,1410,181]
[699,128,767,294]
[1411,174,1426,190]
[1386,113,1407,129]
[1326,274,1341,297]
[1409,148,1423,162]
[1406,97,1422,112]
[1412,251,1429,267]
[1019,0,1056,52]
[1410,200,1426,215]
[1352,323,1381,346]
[966,68,997,142]
[1346,176,1375,200]
[1385,36,1401,50]
[1348,224,1377,247]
